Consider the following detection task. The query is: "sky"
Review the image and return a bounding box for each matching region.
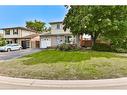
[0,5,68,28]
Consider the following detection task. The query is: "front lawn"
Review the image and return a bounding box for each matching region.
[0,50,127,80]
[22,50,116,65]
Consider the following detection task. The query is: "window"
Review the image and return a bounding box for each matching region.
[13,29,18,35]
[65,36,72,43]
[5,29,10,35]
[7,41,12,44]
[56,24,60,29]
[13,44,18,46]
[14,39,18,43]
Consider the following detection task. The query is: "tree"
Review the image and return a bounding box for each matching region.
[63,6,127,46]
[26,20,46,33]
[0,36,6,46]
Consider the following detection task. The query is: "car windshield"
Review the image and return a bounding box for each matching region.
[6,44,13,46]
[6,44,18,46]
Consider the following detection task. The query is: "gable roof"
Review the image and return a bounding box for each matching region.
[0,27,37,32]
[49,21,63,24]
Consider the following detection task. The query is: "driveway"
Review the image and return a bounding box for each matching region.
[0,48,42,60]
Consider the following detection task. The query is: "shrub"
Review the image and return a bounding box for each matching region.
[110,39,127,53]
[92,43,112,52]
[113,48,127,53]
[56,43,80,51]
[0,38,6,46]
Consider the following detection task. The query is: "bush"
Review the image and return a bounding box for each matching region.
[56,43,80,51]
[92,43,112,52]
[0,38,6,46]
[113,48,127,53]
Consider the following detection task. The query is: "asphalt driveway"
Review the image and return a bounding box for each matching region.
[0,48,42,60]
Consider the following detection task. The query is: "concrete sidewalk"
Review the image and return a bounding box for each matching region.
[0,76,127,89]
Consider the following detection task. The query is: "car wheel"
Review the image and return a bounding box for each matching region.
[7,48,11,52]
[19,47,22,50]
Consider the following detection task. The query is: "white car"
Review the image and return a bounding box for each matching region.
[0,44,22,52]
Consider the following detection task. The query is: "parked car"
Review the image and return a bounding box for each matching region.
[0,44,22,52]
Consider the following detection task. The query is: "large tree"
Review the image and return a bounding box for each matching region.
[26,20,46,33]
[63,6,127,46]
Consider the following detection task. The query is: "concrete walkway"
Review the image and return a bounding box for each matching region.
[0,76,127,89]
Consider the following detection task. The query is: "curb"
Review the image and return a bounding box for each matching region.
[0,76,127,88]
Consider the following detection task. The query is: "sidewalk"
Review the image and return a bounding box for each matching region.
[0,76,127,89]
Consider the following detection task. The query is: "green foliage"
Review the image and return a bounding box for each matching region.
[114,48,127,53]
[92,41,127,53]
[63,6,127,46]
[104,21,127,50]
[110,38,127,49]
[2,56,127,79]
[26,20,46,33]
[92,43,112,52]
[56,43,80,51]
[22,50,116,65]
[0,37,6,46]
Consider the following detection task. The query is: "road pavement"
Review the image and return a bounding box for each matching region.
[0,76,127,89]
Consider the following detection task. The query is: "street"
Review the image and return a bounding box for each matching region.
[0,76,127,89]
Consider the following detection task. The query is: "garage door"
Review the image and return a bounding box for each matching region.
[40,37,51,48]
[21,40,30,49]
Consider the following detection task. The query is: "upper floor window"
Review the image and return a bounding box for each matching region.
[5,29,10,35]
[56,24,60,29]
[13,29,18,35]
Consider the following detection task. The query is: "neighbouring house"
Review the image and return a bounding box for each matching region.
[40,21,92,48]
[0,30,4,37]
[1,27,40,49]
[40,21,76,48]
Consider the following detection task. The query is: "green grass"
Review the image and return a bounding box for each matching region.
[0,49,126,80]
[22,50,117,65]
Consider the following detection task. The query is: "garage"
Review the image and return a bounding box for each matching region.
[21,40,30,49]
[40,36,51,48]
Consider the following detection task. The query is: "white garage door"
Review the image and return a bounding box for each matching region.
[40,37,51,48]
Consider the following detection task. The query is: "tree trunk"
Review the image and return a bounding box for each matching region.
[92,37,96,46]
[75,34,81,47]
[91,34,97,47]
[91,31,100,47]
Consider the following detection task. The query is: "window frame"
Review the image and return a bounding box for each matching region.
[13,29,18,35]
[5,29,10,35]
[56,24,60,29]
[65,36,72,43]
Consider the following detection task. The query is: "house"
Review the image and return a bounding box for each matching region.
[40,21,76,48]
[40,21,92,48]
[1,27,40,49]
[0,30,4,37]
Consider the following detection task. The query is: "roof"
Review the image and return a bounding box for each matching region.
[22,34,39,39]
[0,27,37,32]
[40,32,72,36]
[49,21,63,24]
[3,34,39,39]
